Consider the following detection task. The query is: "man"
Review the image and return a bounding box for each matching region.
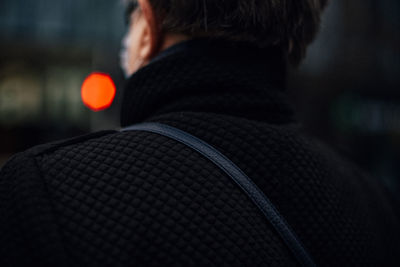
[1,0,399,266]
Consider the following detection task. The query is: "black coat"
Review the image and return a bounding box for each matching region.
[1,40,399,267]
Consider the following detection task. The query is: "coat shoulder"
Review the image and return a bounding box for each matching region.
[1,130,119,177]
[27,130,119,157]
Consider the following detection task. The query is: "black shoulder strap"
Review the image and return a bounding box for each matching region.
[122,122,316,267]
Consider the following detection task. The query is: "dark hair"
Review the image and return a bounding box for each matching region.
[125,0,328,65]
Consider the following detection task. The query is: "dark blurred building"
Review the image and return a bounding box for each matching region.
[0,0,126,164]
[0,0,399,202]
[290,0,400,201]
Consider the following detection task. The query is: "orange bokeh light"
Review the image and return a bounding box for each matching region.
[81,73,116,112]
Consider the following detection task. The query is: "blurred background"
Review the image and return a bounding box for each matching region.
[0,1,399,203]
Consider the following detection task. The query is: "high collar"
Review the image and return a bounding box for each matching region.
[121,39,294,127]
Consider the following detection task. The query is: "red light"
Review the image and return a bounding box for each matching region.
[81,73,116,112]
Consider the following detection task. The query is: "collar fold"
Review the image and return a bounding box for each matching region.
[121,39,294,127]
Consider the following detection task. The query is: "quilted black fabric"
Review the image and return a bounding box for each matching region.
[1,39,399,267]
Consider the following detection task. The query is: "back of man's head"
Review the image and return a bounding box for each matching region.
[134,0,329,66]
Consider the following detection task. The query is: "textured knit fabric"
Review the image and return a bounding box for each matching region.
[1,40,399,267]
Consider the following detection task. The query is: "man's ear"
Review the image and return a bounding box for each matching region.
[137,0,163,61]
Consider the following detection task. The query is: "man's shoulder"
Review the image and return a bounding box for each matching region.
[1,127,179,190]
[26,130,119,158]
[4,125,185,175]
[1,130,116,176]
[4,129,158,176]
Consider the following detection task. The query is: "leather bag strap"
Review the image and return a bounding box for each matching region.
[122,122,316,267]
